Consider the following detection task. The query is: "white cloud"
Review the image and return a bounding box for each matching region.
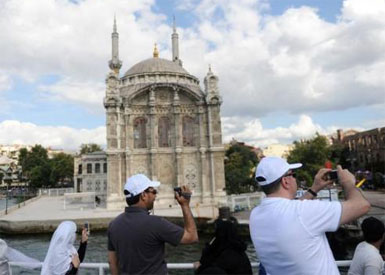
[38,77,105,113]
[0,120,106,150]
[222,114,338,147]
[0,0,383,147]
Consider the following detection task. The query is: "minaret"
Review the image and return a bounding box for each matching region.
[171,16,182,66]
[109,15,122,74]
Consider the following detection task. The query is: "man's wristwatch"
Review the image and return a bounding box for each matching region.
[307,188,317,197]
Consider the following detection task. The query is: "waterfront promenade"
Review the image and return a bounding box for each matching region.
[0,195,218,233]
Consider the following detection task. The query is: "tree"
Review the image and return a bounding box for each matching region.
[80,143,103,155]
[287,134,331,186]
[18,145,51,187]
[224,143,258,194]
[50,153,74,185]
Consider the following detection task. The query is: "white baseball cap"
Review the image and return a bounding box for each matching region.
[124,174,160,198]
[255,157,302,186]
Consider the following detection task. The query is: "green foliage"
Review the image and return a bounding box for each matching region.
[50,153,74,185]
[224,144,258,194]
[18,145,74,188]
[80,143,103,155]
[287,134,330,186]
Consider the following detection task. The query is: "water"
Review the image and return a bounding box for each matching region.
[1,232,258,275]
[0,198,18,211]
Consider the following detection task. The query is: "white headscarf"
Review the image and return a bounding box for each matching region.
[0,239,40,275]
[41,221,78,275]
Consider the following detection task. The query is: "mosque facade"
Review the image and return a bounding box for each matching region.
[104,19,226,209]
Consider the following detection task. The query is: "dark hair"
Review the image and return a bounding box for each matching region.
[125,193,141,206]
[213,217,246,251]
[361,216,385,243]
[260,177,282,195]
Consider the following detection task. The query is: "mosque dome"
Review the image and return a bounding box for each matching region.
[124,57,189,77]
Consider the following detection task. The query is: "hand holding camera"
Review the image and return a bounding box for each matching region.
[174,186,192,205]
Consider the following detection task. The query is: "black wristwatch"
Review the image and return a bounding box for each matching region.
[307,188,317,197]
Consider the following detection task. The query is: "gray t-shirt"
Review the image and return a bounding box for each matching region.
[108,206,184,275]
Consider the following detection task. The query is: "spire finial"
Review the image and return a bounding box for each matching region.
[153,43,159,58]
[209,64,212,73]
[173,15,176,33]
[113,14,117,33]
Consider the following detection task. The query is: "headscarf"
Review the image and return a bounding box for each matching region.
[41,221,78,275]
[0,239,41,275]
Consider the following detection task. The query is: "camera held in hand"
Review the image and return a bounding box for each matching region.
[326,170,338,182]
[173,187,191,199]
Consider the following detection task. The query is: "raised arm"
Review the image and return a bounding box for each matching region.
[299,168,333,200]
[337,165,370,225]
[175,186,199,244]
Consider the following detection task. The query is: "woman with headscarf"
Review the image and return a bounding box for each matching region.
[41,221,88,275]
[195,217,253,275]
[0,239,40,275]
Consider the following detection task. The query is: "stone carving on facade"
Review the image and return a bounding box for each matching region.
[184,164,198,190]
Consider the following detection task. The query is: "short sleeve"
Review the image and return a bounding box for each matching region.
[154,217,184,246]
[298,200,342,236]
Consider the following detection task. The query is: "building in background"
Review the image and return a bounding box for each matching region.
[332,128,385,173]
[103,19,226,209]
[262,144,294,159]
[73,151,107,200]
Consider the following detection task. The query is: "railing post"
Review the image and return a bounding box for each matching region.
[99,266,104,275]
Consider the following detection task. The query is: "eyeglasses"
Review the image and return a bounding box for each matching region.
[144,189,158,195]
[283,172,296,178]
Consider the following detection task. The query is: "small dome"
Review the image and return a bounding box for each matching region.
[124,58,189,76]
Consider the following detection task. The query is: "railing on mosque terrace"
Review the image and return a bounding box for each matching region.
[9,260,357,275]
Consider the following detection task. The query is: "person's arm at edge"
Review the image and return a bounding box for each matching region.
[176,186,199,244]
[338,165,370,225]
[108,251,119,275]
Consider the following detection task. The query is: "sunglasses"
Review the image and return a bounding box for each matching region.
[144,189,158,195]
[283,172,296,178]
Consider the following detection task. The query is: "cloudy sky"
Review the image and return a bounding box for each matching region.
[0,0,384,151]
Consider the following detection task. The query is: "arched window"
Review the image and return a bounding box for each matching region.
[134,117,147,148]
[183,116,195,146]
[158,117,171,147]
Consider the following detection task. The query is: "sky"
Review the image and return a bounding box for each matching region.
[0,0,384,151]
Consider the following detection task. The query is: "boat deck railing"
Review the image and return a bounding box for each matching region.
[10,260,354,275]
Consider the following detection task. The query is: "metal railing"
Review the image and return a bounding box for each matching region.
[10,260,355,274]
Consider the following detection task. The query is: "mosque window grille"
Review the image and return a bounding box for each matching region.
[134,117,148,148]
[182,116,196,147]
[158,116,171,147]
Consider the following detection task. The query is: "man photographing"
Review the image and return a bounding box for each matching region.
[250,157,370,275]
[108,174,198,275]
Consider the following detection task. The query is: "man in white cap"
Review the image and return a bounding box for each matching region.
[250,157,370,275]
[107,174,198,275]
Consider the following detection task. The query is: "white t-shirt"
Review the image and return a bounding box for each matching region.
[250,197,342,275]
[348,241,384,275]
